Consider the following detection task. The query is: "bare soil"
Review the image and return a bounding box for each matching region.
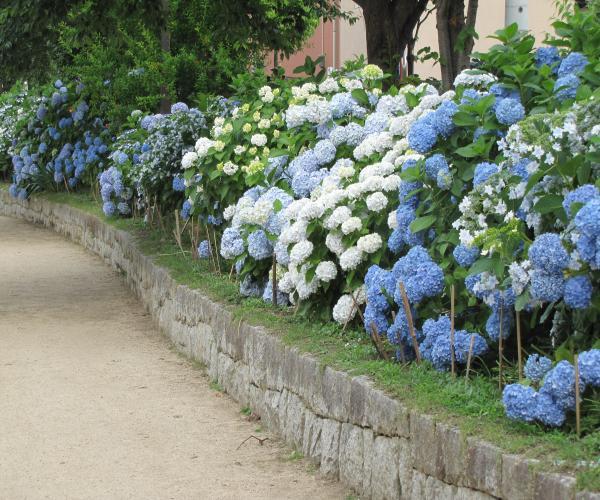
[0,216,346,500]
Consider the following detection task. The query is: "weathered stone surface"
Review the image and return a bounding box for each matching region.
[502,454,539,500]
[534,472,576,500]
[319,419,341,478]
[1,192,588,500]
[465,438,503,497]
[370,436,401,500]
[322,367,351,422]
[339,423,364,493]
[436,422,466,484]
[410,412,440,477]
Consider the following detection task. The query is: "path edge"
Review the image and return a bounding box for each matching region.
[1,192,592,500]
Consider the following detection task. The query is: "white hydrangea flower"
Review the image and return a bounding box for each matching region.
[194,138,214,158]
[366,192,388,212]
[325,232,346,256]
[223,205,236,221]
[289,240,314,265]
[339,246,364,271]
[315,261,337,282]
[318,77,339,94]
[326,206,352,229]
[357,233,382,254]
[251,133,268,147]
[223,161,238,175]
[181,151,198,169]
[388,210,398,229]
[332,294,356,324]
[341,216,362,235]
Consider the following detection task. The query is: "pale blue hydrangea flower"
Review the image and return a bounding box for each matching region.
[524,354,552,383]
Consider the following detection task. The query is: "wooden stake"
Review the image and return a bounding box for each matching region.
[229,264,236,280]
[498,306,504,390]
[450,284,456,377]
[271,256,277,307]
[465,334,476,383]
[370,322,390,361]
[341,299,356,333]
[350,292,365,323]
[574,353,581,438]
[211,226,222,274]
[398,282,421,363]
[516,310,523,382]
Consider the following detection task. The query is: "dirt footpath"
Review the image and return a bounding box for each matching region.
[0,216,347,500]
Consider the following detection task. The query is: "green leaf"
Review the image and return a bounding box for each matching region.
[455,144,480,158]
[534,194,564,214]
[467,257,497,276]
[453,111,478,127]
[351,88,370,106]
[515,292,530,312]
[409,215,436,233]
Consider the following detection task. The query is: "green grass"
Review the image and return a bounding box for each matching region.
[7,187,599,491]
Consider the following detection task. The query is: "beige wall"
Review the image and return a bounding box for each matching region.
[336,0,559,79]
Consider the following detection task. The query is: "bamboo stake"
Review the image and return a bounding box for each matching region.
[271,256,278,307]
[450,284,456,377]
[211,226,222,274]
[516,310,523,381]
[350,292,365,323]
[229,264,236,280]
[465,334,476,383]
[574,353,581,438]
[498,306,504,390]
[398,282,421,363]
[370,322,390,361]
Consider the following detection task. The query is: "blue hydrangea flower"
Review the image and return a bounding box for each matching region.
[198,240,211,259]
[554,74,580,102]
[490,84,520,102]
[364,112,390,134]
[8,184,18,198]
[247,229,273,260]
[534,391,566,427]
[172,176,186,192]
[574,198,600,238]
[117,202,130,215]
[578,349,600,388]
[485,308,513,341]
[313,139,336,165]
[330,93,357,119]
[563,185,599,217]
[424,154,449,181]
[453,245,479,268]
[220,227,245,259]
[181,200,192,219]
[473,162,498,186]
[432,100,458,137]
[239,275,263,298]
[510,158,532,180]
[502,384,537,423]
[407,118,438,154]
[535,46,561,71]
[392,246,444,304]
[563,275,592,309]
[274,239,290,266]
[262,280,289,305]
[540,360,577,411]
[364,303,390,336]
[530,269,564,302]
[365,265,395,312]
[171,102,189,113]
[524,354,552,383]
[495,97,525,126]
[557,52,588,77]
[103,201,116,216]
[529,233,569,273]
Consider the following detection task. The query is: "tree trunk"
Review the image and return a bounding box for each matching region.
[354,0,428,79]
[436,0,479,89]
[159,0,172,114]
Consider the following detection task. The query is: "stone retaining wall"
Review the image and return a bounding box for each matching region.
[1,191,594,500]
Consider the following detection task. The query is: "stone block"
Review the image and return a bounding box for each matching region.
[464,438,502,497]
[436,422,466,484]
[534,472,576,500]
[322,367,351,422]
[368,388,410,438]
[370,436,401,500]
[349,375,371,427]
[339,423,363,492]
[410,412,439,477]
[502,454,539,500]
[319,419,341,478]
[301,411,323,462]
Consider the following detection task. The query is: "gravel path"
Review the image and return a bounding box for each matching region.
[0,215,346,500]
